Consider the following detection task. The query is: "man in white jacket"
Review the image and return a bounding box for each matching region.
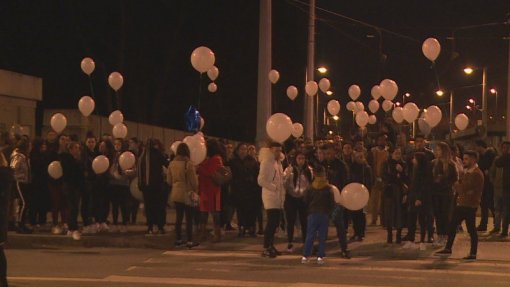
[258,142,285,258]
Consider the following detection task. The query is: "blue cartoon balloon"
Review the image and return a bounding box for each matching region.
[185,106,201,132]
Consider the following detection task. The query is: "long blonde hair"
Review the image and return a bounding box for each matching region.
[433,142,451,177]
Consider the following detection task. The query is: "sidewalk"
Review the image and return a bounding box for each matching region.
[7,208,510,263]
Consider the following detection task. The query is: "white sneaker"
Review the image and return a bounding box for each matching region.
[301,256,309,264]
[71,230,81,241]
[52,225,62,235]
[419,243,426,251]
[317,257,325,265]
[403,241,414,249]
[99,223,110,232]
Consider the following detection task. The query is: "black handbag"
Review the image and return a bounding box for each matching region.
[211,166,232,186]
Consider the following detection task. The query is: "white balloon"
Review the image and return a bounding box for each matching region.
[119,151,136,171]
[380,79,398,101]
[424,105,442,128]
[112,123,128,139]
[266,113,293,143]
[355,101,364,113]
[47,161,63,179]
[286,85,298,100]
[319,78,331,93]
[392,107,405,123]
[78,96,95,117]
[183,136,207,165]
[130,177,144,202]
[327,100,340,116]
[50,113,67,133]
[382,100,393,112]
[403,102,420,123]
[208,82,217,93]
[422,37,441,62]
[108,72,124,91]
[371,85,382,100]
[200,117,205,130]
[207,66,219,81]
[455,113,469,131]
[418,118,431,136]
[92,155,110,174]
[368,115,377,125]
[348,85,361,101]
[368,99,380,113]
[268,69,280,84]
[340,183,370,211]
[346,101,356,112]
[190,46,215,73]
[291,123,304,138]
[305,81,318,96]
[331,185,342,205]
[355,111,369,127]
[80,57,95,75]
[109,110,124,126]
[170,141,182,154]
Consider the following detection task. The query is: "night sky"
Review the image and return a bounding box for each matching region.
[1,0,509,142]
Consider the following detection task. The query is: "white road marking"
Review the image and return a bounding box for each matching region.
[8,275,392,287]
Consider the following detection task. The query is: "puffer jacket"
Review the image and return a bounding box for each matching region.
[10,149,30,183]
[167,156,198,204]
[257,148,285,209]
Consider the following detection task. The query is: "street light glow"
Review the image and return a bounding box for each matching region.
[317,67,328,74]
[490,88,497,94]
[328,130,333,135]
[404,93,411,97]
[332,115,339,121]
[326,91,333,96]
[463,67,474,75]
[395,102,401,106]
[466,105,472,110]
[436,90,444,96]
[468,98,475,104]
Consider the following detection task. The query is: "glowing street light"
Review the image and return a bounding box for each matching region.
[490,88,497,94]
[466,105,472,110]
[328,130,333,135]
[404,93,411,97]
[395,102,401,106]
[317,67,328,74]
[436,90,444,97]
[463,67,474,75]
[332,115,339,121]
[326,91,333,96]
[468,98,475,104]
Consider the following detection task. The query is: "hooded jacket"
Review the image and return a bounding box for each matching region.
[257,148,285,209]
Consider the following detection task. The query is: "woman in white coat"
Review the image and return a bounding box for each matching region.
[258,142,285,258]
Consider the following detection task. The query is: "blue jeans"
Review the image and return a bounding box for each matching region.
[303,213,329,258]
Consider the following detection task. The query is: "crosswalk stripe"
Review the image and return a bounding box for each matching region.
[8,275,391,287]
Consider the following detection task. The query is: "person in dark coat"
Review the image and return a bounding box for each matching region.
[0,152,13,287]
[59,141,84,240]
[382,147,408,244]
[230,143,261,237]
[138,138,169,234]
[29,137,49,227]
[403,152,434,248]
[348,150,373,241]
[475,140,496,232]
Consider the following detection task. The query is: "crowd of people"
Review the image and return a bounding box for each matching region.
[1,127,509,266]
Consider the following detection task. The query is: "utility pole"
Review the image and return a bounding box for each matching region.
[304,0,316,142]
[255,0,272,145]
[506,13,510,139]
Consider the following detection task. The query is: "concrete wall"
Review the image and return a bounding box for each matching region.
[0,69,42,138]
[42,109,240,151]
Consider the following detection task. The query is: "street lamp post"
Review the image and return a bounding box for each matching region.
[464,66,488,137]
[490,88,498,119]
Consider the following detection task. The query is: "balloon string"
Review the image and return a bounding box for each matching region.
[198,73,203,110]
[432,63,441,91]
[88,76,98,115]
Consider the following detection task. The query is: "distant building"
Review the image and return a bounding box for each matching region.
[0,69,42,138]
